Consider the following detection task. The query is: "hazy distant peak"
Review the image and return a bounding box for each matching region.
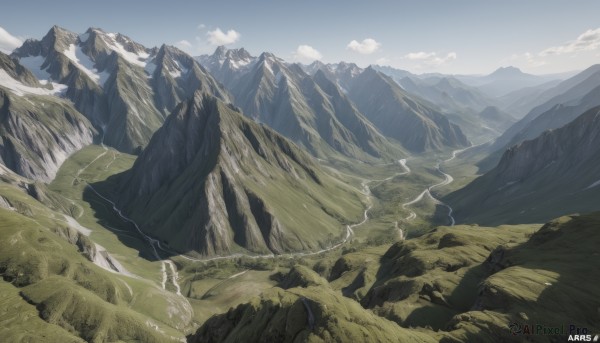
[488,66,528,78]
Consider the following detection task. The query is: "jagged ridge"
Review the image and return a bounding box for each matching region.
[115,92,363,256]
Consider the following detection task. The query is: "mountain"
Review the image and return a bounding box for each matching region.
[114,93,364,256]
[480,64,600,170]
[12,26,229,154]
[456,66,561,97]
[392,75,514,141]
[346,67,470,152]
[372,65,494,113]
[302,61,363,93]
[476,105,516,133]
[398,76,494,112]
[200,48,468,154]
[198,48,402,161]
[446,106,600,225]
[195,45,255,89]
[0,51,94,182]
[496,79,562,118]
[371,64,413,81]
[341,65,511,143]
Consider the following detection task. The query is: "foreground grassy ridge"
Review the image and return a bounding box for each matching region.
[0,279,83,343]
[0,148,196,341]
[350,214,600,340]
[192,212,600,342]
[448,213,600,341]
[360,224,538,331]
[191,278,439,343]
[0,206,184,342]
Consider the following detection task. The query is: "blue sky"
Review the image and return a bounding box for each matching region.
[1,0,599,74]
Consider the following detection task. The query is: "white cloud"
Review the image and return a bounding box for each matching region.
[404,51,457,66]
[293,45,322,63]
[197,24,206,30]
[541,28,600,56]
[206,28,240,45]
[175,40,193,50]
[0,26,22,54]
[376,57,391,66]
[505,51,547,69]
[525,52,546,67]
[405,52,436,60]
[347,38,380,54]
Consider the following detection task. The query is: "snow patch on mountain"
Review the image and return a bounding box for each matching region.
[262,59,274,75]
[169,60,189,79]
[0,69,67,96]
[102,32,149,67]
[230,57,253,69]
[63,44,109,85]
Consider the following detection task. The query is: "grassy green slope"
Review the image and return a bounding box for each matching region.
[0,206,184,342]
[0,145,198,341]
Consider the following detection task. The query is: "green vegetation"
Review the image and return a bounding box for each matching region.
[190,284,439,343]
[445,107,600,226]
[113,96,369,256]
[191,212,600,342]
[0,280,84,343]
[0,205,185,342]
[0,146,194,342]
[3,24,599,343]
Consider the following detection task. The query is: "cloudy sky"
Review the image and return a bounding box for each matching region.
[1,0,599,75]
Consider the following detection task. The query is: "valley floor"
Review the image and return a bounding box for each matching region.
[44,144,474,335]
[5,142,595,342]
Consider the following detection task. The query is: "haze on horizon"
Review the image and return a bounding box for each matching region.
[1,0,599,75]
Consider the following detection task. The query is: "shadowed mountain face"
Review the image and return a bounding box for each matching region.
[480,64,600,171]
[12,26,229,154]
[115,93,364,256]
[446,106,600,225]
[347,67,470,152]
[200,48,470,155]
[304,62,474,151]
[198,48,403,161]
[0,51,94,182]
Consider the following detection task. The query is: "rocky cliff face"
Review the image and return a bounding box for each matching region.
[196,46,255,89]
[198,48,403,161]
[494,106,600,184]
[446,106,600,225]
[115,93,363,256]
[482,64,600,171]
[12,26,229,154]
[0,51,94,182]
